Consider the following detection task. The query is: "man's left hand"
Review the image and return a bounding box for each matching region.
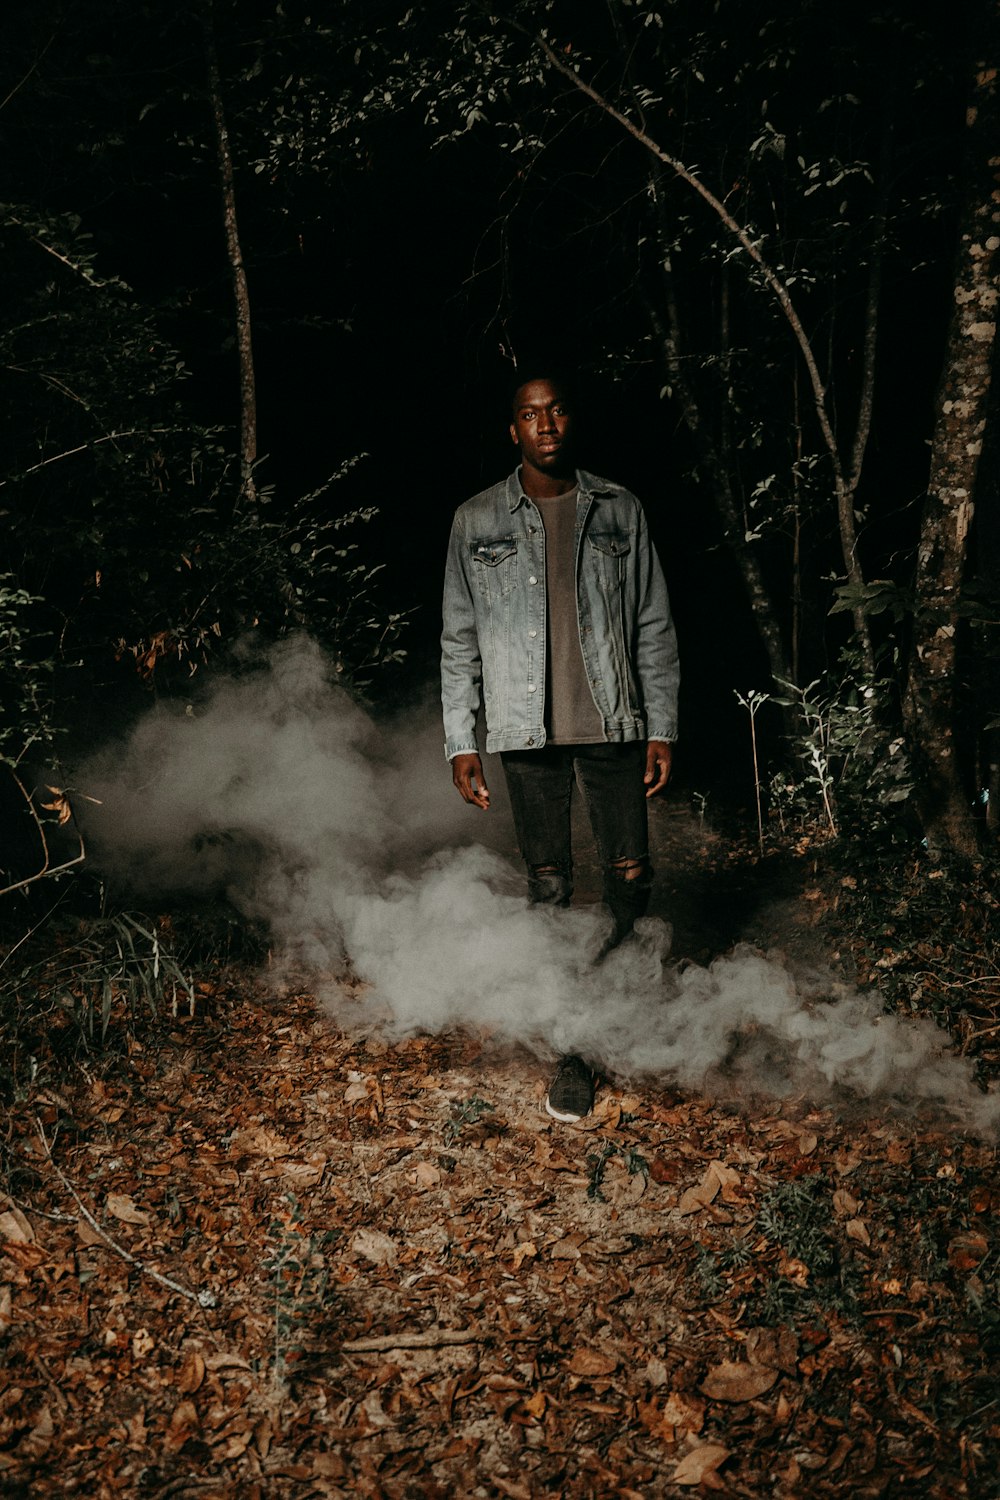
[644,740,673,798]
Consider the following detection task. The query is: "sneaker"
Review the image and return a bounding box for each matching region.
[545,1055,594,1122]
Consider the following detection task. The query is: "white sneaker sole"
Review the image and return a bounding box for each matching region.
[544,1096,588,1123]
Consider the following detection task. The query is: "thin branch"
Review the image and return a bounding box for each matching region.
[0,770,87,898]
[342,1328,486,1353]
[0,34,56,114]
[847,122,893,495]
[204,2,257,505]
[0,428,178,488]
[4,362,95,410]
[35,1119,217,1309]
[529,31,873,665]
[534,39,842,474]
[0,888,71,974]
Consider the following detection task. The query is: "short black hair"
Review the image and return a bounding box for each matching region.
[509,367,576,418]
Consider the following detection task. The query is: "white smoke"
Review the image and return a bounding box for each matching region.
[81,636,999,1134]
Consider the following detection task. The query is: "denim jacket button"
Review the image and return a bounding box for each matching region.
[528,629,537,638]
[526,737,535,746]
[527,684,537,693]
[528,575,538,584]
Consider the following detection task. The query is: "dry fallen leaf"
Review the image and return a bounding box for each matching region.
[700,1361,779,1402]
[678,1160,741,1216]
[0,1208,35,1245]
[673,1443,731,1486]
[106,1194,150,1226]
[18,1405,54,1461]
[660,1391,706,1433]
[164,1399,199,1454]
[350,1228,398,1266]
[568,1348,618,1378]
[947,1231,989,1271]
[0,1284,13,1337]
[409,1160,441,1188]
[177,1351,206,1395]
[76,1216,105,1248]
[132,1328,155,1361]
[493,1480,532,1500]
[523,1390,546,1419]
[845,1217,871,1247]
[204,1352,252,1373]
[833,1188,859,1217]
[230,1126,293,1159]
[745,1325,799,1376]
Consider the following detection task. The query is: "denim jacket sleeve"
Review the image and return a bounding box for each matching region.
[634,500,680,743]
[440,507,483,760]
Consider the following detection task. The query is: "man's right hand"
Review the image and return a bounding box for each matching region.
[452,753,490,810]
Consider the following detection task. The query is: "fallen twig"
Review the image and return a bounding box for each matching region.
[35,1118,217,1308]
[341,1328,483,1353]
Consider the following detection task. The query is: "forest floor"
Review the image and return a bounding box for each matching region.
[2,798,1000,1498]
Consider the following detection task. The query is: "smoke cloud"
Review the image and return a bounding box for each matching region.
[82,637,998,1134]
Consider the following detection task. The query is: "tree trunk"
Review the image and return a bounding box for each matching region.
[536,35,876,672]
[204,5,257,506]
[903,47,1000,857]
[644,179,793,688]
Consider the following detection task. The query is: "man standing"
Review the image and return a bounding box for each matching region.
[441,373,680,1121]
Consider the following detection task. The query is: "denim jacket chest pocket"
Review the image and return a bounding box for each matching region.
[587,530,631,583]
[471,536,518,598]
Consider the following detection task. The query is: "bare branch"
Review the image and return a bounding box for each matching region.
[342,1329,483,1353]
[0,34,55,114]
[847,123,893,495]
[0,769,87,898]
[0,428,180,488]
[35,1119,217,1309]
[530,33,873,666]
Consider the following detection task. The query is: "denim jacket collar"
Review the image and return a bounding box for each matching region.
[505,467,610,513]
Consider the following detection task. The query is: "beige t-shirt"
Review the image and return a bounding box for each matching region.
[533,489,605,744]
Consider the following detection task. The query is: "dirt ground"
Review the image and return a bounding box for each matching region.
[2,800,999,1497]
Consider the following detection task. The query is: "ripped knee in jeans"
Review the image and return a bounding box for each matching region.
[606,855,653,888]
[528,863,573,908]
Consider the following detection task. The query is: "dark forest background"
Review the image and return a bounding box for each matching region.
[2,0,999,899]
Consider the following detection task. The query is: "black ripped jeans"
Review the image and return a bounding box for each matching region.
[500,741,653,951]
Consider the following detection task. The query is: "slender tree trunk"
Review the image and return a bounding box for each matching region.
[903,46,1000,857]
[644,178,792,687]
[534,33,876,672]
[204,5,257,506]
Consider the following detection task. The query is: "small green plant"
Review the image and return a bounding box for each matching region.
[694,1247,725,1301]
[586,1140,649,1201]
[748,1176,864,1326]
[263,1194,334,1395]
[772,653,914,838]
[692,1234,755,1304]
[773,679,838,837]
[0,910,195,1057]
[70,913,195,1042]
[442,1095,494,1144]
[0,578,58,769]
[734,689,770,853]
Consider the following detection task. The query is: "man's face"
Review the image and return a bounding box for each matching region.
[510,379,575,478]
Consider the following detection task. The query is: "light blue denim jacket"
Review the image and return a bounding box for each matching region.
[441,468,680,759]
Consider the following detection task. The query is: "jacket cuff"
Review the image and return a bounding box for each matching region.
[445,738,480,762]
